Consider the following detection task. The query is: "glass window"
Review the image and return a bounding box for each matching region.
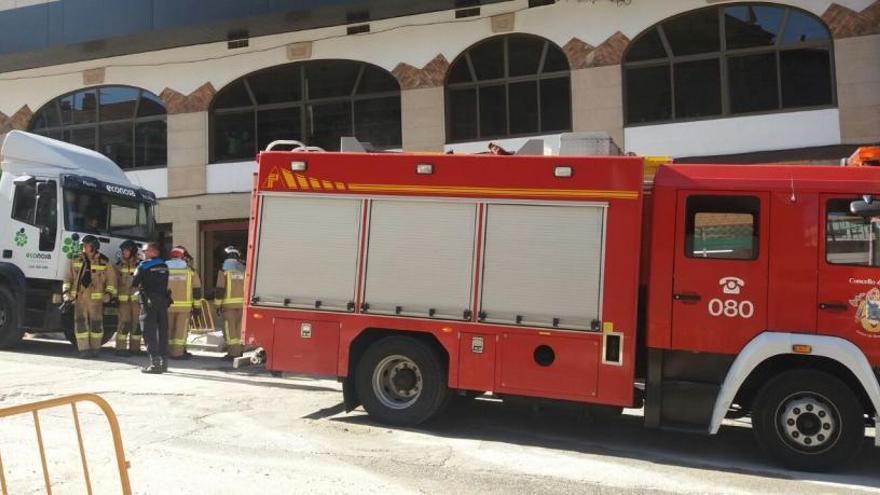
[782,11,830,45]
[448,89,478,142]
[826,199,880,267]
[213,111,255,162]
[685,195,759,260]
[674,59,722,119]
[29,86,167,169]
[624,4,834,126]
[446,35,570,142]
[211,60,401,158]
[663,9,720,56]
[63,189,153,240]
[724,5,785,50]
[625,65,672,124]
[625,28,668,62]
[728,53,779,114]
[781,49,833,108]
[12,181,37,225]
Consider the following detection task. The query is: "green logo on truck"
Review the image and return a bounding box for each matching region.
[62,237,81,259]
[14,229,27,247]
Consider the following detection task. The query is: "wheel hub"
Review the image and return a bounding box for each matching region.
[372,355,423,410]
[779,395,838,451]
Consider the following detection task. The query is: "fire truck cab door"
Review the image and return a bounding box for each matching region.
[818,194,880,365]
[671,191,770,354]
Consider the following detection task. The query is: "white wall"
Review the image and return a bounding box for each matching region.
[125,167,168,198]
[624,109,842,158]
[206,161,257,194]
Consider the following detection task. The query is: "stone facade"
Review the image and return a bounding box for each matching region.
[0,105,31,134]
[835,33,880,144]
[563,32,631,70]
[160,83,217,115]
[822,1,880,38]
[392,55,450,91]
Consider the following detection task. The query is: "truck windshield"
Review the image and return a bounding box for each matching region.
[62,189,154,240]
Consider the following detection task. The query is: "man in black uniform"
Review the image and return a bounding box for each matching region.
[132,242,171,374]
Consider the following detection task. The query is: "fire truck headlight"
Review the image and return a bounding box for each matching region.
[554,166,573,178]
[290,160,307,171]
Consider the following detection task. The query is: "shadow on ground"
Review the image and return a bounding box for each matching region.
[328,396,880,488]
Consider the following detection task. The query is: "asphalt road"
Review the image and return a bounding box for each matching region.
[0,338,877,495]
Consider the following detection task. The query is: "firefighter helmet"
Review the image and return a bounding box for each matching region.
[81,235,100,252]
[120,240,139,254]
[169,245,187,259]
[224,246,241,260]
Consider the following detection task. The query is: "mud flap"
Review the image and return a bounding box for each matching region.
[342,376,360,413]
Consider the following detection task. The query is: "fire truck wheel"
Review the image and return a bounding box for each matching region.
[356,336,449,426]
[0,287,23,348]
[752,369,864,471]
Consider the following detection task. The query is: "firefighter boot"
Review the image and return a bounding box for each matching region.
[141,355,163,374]
[159,356,168,372]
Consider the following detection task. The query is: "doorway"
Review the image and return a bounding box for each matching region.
[200,220,248,295]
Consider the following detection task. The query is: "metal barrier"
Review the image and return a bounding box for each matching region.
[0,394,132,495]
[189,298,216,335]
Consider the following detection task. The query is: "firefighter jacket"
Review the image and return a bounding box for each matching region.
[166,258,202,313]
[214,259,245,309]
[115,258,139,303]
[63,253,118,302]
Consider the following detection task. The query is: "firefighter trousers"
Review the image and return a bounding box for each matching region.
[115,301,142,351]
[168,310,190,358]
[140,300,168,358]
[74,298,104,351]
[222,307,243,357]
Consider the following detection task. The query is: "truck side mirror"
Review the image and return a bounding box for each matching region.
[850,195,880,217]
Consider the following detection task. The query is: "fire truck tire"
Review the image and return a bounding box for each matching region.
[356,336,449,426]
[752,369,864,471]
[0,286,23,348]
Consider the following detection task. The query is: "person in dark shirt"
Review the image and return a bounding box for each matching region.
[132,242,171,374]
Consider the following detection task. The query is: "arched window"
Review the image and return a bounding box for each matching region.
[29,86,167,169]
[446,34,571,143]
[624,4,834,126]
[211,60,401,161]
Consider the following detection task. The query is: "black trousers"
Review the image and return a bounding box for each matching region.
[140,300,169,358]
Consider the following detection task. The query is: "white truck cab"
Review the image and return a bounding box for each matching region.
[0,130,156,347]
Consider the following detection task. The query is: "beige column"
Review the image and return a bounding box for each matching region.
[166,111,208,197]
[401,87,446,152]
[571,65,625,149]
[835,34,880,145]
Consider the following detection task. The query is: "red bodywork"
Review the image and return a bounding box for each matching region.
[244,152,880,410]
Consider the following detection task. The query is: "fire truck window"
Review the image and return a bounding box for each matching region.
[624,4,834,126]
[826,199,880,267]
[685,195,759,260]
[11,181,37,225]
[446,34,571,143]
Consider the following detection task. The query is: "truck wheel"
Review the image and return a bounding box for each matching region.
[752,369,864,471]
[0,287,23,348]
[355,336,449,426]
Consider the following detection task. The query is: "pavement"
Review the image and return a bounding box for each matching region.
[0,338,877,495]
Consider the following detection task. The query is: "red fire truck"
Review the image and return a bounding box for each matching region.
[242,142,880,470]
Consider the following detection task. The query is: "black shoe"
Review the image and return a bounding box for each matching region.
[159,356,168,372]
[169,353,191,361]
[90,350,101,358]
[78,351,92,359]
[115,349,131,357]
[141,356,163,374]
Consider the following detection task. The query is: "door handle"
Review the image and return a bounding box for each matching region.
[673,293,702,303]
[818,302,848,312]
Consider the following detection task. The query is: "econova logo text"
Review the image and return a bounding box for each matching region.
[106,184,137,197]
[25,253,52,260]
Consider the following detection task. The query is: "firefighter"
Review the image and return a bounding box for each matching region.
[62,235,118,358]
[214,246,245,360]
[114,240,142,356]
[167,245,202,359]
[133,242,170,374]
